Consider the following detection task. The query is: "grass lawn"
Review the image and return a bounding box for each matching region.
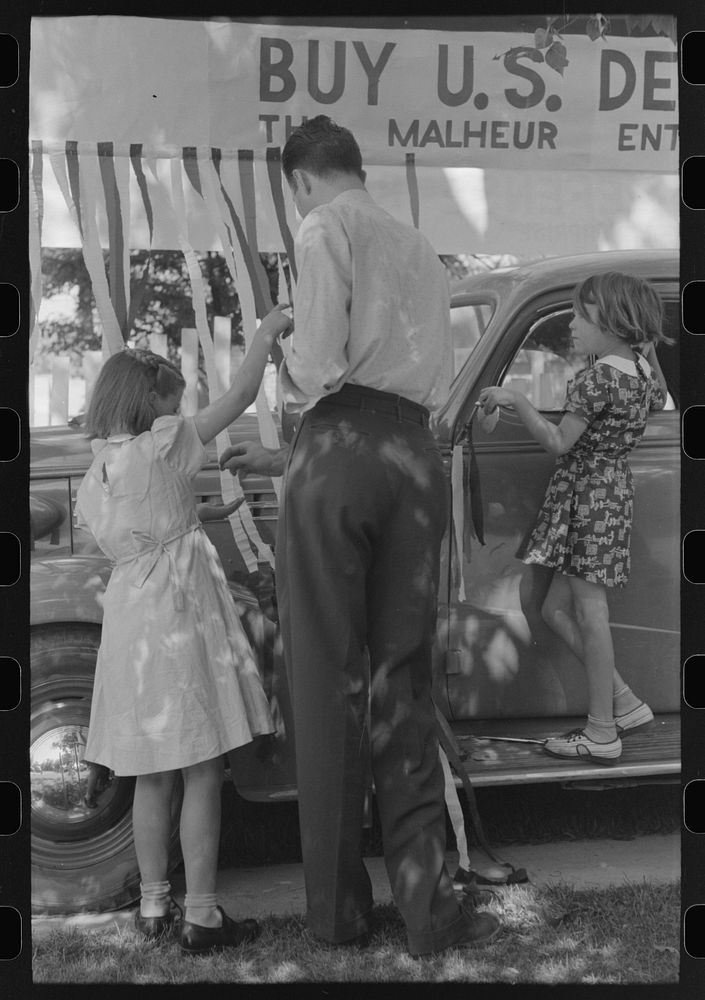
[33,880,679,985]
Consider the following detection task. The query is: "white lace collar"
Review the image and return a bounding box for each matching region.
[597,354,652,377]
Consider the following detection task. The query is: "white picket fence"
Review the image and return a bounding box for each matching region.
[30,318,277,427]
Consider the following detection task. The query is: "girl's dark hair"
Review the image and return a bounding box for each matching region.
[282,115,364,182]
[572,271,672,347]
[85,349,185,440]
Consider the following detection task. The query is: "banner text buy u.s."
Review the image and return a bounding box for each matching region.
[31,18,678,172]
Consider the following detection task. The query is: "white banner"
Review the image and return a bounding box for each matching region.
[30,16,678,173]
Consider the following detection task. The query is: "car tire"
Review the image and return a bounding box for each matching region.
[30,625,183,915]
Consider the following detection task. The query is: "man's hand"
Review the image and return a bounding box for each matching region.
[197,497,245,522]
[219,441,289,478]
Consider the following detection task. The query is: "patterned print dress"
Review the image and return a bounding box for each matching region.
[517,354,666,587]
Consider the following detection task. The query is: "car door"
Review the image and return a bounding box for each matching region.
[442,282,680,723]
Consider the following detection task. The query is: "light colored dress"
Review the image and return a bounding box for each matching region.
[75,415,274,776]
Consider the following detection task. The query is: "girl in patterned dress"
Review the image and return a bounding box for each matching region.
[479,271,669,764]
[75,304,292,951]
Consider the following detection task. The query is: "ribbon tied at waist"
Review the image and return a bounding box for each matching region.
[112,523,202,611]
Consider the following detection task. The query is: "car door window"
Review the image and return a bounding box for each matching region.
[499,299,679,413]
[451,301,493,380]
[500,309,585,412]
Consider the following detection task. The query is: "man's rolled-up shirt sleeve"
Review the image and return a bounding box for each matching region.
[279,207,352,412]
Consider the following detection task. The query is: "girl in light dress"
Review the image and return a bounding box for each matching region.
[479,272,669,765]
[76,305,291,952]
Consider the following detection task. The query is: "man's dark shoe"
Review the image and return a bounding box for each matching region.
[449,900,501,949]
[180,905,260,954]
[134,899,182,941]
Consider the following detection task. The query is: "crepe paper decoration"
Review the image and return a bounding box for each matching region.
[211,150,270,321]
[405,152,420,230]
[182,146,203,198]
[265,147,297,282]
[113,150,132,338]
[97,142,129,338]
[213,316,231,398]
[169,156,274,571]
[169,159,261,572]
[451,444,467,601]
[179,328,200,417]
[29,141,44,363]
[197,150,284,500]
[127,143,157,333]
[62,150,123,356]
[439,747,469,870]
[196,149,242,295]
[65,141,84,240]
[238,149,276,316]
[129,144,155,243]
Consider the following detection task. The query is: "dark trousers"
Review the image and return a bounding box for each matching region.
[276,388,469,955]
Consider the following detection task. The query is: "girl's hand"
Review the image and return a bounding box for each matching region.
[478,386,517,413]
[197,496,245,522]
[258,303,294,345]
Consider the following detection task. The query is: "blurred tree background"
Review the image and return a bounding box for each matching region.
[37,250,520,375]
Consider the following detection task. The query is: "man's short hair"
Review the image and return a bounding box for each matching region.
[282,115,364,183]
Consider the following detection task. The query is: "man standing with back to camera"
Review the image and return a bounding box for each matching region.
[220,115,501,956]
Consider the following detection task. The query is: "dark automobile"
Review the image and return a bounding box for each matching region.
[30,249,679,914]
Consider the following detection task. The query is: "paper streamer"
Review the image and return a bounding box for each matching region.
[113,148,132,337]
[129,144,155,242]
[65,141,84,239]
[451,444,466,602]
[405,152,420,230]
[76,151,125,355]
[198,151,284,497]
[29,142,44,364]
[167,157,275,571]
[237,149,275,316]
[213,151,270,319]
[50,148,123,356]
[98,142,128,336]
[265,147,297,281]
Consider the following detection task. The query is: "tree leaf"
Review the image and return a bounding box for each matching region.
[586,14,609,41]
[534,27,549,49]
[545,41,569,76]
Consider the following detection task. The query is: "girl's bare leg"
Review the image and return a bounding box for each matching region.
[133,770,179,916]
[180,755,224,928]
[566,575,616,732]
[541,571,638,713]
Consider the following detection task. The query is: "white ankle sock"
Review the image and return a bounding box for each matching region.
[584,715,618,743]
[185,892,221,928]
[613,685,641,717]
[140,880,171,918]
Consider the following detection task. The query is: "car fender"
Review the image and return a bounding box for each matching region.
[30,556,109,628]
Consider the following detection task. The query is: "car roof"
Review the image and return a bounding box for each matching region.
[450,249,679,306]
[30,414,264,475]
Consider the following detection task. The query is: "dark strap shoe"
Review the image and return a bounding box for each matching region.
[134,898,182,941]
[180,905,261,954]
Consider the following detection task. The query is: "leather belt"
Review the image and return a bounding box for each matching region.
[314,383,430,428]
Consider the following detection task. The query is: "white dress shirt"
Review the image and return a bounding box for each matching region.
[279,188,453,415]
